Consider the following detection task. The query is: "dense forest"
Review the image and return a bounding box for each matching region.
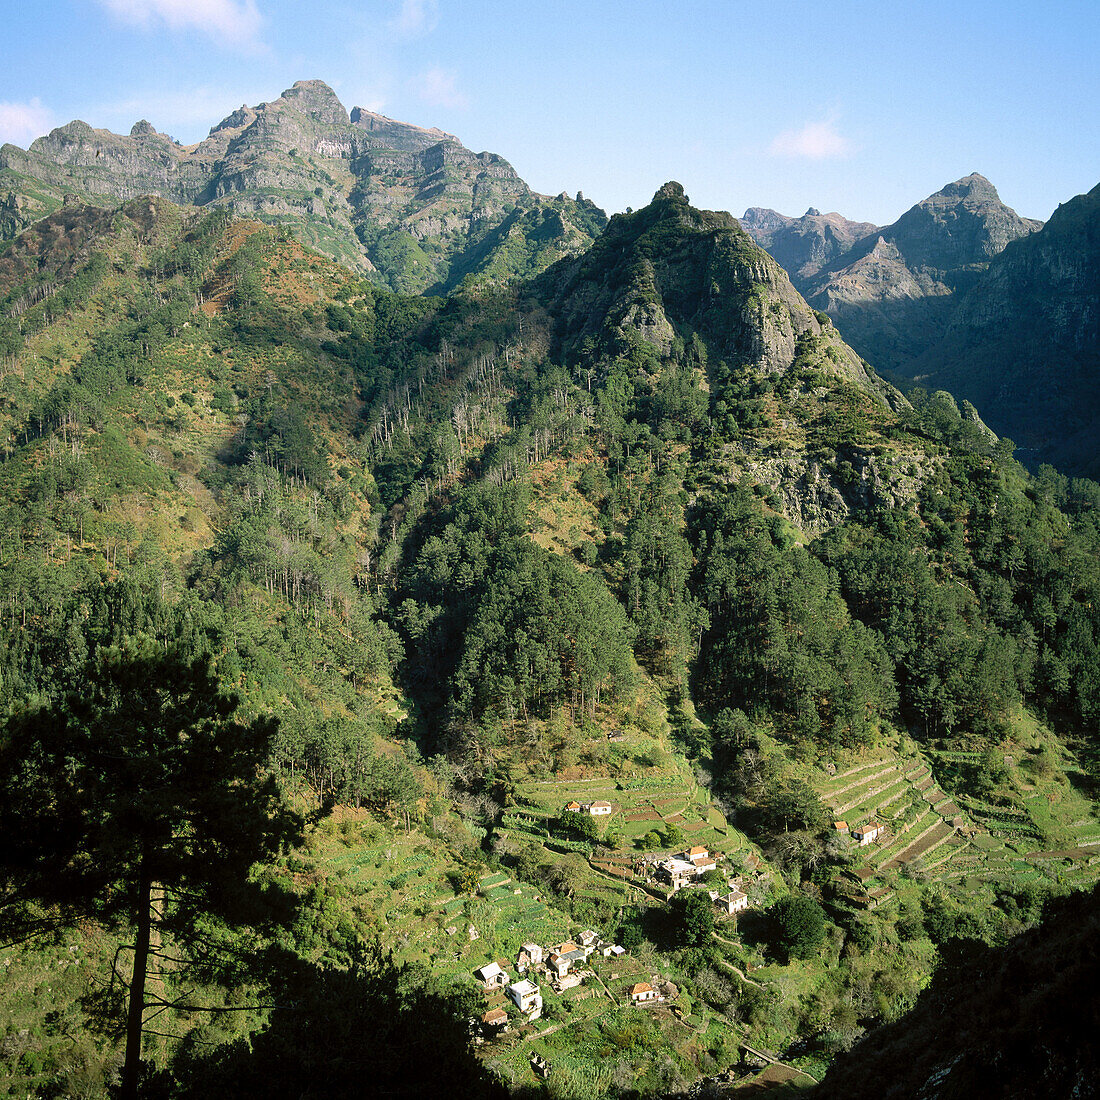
[0,184,1097,1097]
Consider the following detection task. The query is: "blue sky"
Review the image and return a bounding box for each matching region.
[2,0,1097,225]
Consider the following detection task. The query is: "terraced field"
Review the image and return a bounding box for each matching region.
[820,738,1100,909]
[818,748,981,905]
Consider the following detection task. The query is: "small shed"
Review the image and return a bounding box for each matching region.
[480,1007,508,1032]
[475,962,508,989]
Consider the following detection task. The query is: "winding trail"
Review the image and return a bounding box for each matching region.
[711,931,770,988]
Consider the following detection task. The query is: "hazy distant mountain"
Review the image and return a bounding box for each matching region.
[909,181,1100,475]
[739,206,879,289]
[0,79,605,294]
[801,174,1042,372]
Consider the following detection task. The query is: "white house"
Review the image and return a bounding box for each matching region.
[516,943,543,972]
[852,822,884,846]
[602,944,626,958]
[507,979,543,1019]
[715,890,750,914]
[589,800,613,816]
[630,982,659,1004]
[474,962,508,989]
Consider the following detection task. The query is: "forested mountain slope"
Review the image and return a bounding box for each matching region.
[813,883,1100,1100]
[0,181,1098,1097]
[0,79,605,293]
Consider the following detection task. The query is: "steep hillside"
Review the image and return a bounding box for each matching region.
[0,79,606,293]
[812,884,1100,1100]
[800,175,1041,372]
[908,182,1100,476]
[0,183,1098,1097]
[739,206,879,289]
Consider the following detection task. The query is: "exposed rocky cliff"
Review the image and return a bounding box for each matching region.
[0,79,605,293]
[800,174,1042,372]
[739,205,879,289]
[909,181,1100,475]
[546,183,898,403]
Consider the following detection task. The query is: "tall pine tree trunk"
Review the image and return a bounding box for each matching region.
[122,855,152,1100]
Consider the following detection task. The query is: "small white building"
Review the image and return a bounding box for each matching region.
[715,890,750,914]
[589,800,613,816]
[474,962,508,989]
[602,944,626,958]
[630,981,659,1004]
[852,822,884,846]
[516,942,543,972]
[578,929,600,950]
[507,979,543,1019]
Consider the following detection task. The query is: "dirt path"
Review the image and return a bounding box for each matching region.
[742,1043,820,1084]
[710,933,770,989]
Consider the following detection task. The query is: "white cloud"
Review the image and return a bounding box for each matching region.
[97,0,263,48]
[389,0,438,37]
[415,67,468,110]
[0,98,55,148]
[768,118,853,160]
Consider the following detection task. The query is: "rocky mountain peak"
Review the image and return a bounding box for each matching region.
[209,104,257,136]
[547,185,898,411]
[805,206,822,217]
[349,106,458,152]
[800,174,1045,373]
[931,172,1000,205]
[129,120,164,140]
[276,79,350,127]
[653,181,688,203]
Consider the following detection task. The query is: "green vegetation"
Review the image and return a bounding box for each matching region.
[0,183,1096,1096]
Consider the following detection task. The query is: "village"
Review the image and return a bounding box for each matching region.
[469,825,755,1049]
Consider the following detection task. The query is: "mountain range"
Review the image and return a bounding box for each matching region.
[0,80,1099,1098]
[0,79,605,295]
[742,174,1100,475]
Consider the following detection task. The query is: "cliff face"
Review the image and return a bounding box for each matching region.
[800,174,1042,372]
[911,182,1100,475]
[0,79,606,293]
